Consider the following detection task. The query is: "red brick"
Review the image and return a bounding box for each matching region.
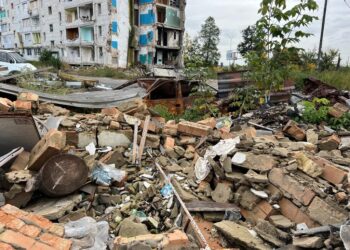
[165,229,189,249]
[279,198,319,228]
[178,121,212,137]
[318,134,341,151]
[0,230,35,249]
[39,233,72,250]
[141,120,157,133]
[312,157,347,185]
[0,242,15,250]
[241,200,276,224]
[269,168,316,206]
[0,212,25,231]
[19,225,42,238]
[283,120,306,141]
[31,242,56,250]
[1,204,29,218]
[22,214,53,230]
[164,137,175,149]
[13,100,32,111]
[27,129,66,171]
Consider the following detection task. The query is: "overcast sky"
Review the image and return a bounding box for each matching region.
[185,0,350,65]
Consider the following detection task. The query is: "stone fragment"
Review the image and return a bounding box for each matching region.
[340,137,350,151]
[245,170,268,183]
[5,170,33,184]
[283,120,306,141]
[335,192,347,203]
[211,183,233,203]
[208,157,225,179]
[293,237,323,248]
[254,220,286,247]
[239,188,261,210]
[214,221,271,250]
[308,196,348,225]
[78,132,97,148]
[11,151,30,171]
[306,130,319,144]
[60,119,76,127]
[272,147,289,158]
[110,121,121,130]
[318,134,341,151]
[294,152,323,178]
[163,120,178,136]
[268,168,315,206]
[28,129,66,171]
[172,180,198,202]
[269,215,295,229]
[118,218,149,238]
[25,194,82,220]
[328,103,349,118]
[98,131,131,148]
[18,92,39,102]
[240,153,277,172]
[177,121,212,137]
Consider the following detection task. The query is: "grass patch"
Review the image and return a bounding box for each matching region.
[69,67,137,80]
[291,68,350,90]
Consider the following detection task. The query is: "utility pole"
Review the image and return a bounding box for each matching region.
[317,0,328,70]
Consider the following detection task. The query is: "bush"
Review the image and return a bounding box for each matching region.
[301,98,330,124]
[39,50,62,70]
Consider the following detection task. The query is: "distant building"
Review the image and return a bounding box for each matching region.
[0,0,186,68]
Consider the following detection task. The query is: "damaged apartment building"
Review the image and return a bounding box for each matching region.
[0,0,185,68]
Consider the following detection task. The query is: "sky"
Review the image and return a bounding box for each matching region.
[185,0,350,66]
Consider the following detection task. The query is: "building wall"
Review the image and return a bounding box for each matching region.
[0,0,185,68]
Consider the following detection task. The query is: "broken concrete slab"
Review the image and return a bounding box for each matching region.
[177,121,212,137]
[98,131,131,148]
[269,215,295,230]
[214,221,272,250]
[294,152,323,178]
[292,236,323,248]
[307,196,348,226]
[25,194,82,220]
[238,153,277,172]
[211,183,233,203]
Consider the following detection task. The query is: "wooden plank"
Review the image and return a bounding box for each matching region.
[185,200,240,212]
[132,123,139,164]
[138,115,150,164]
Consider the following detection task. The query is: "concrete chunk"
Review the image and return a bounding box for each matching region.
[214,221,272,250]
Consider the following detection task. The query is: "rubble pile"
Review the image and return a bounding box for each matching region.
[1,90,350,249]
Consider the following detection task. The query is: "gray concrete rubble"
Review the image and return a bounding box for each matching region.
[1,92,350,250]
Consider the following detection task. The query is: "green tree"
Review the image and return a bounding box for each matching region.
[183,33,205,68]
[246,0,318,101]
[199,16,221,66]
[237,25,261,56]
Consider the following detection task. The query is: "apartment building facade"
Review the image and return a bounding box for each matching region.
[0,0,185,68]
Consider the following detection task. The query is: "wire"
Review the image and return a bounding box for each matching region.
[345,0,350,9]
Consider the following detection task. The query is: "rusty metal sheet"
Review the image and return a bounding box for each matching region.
[0,113,40,168]
[39,154,88,197]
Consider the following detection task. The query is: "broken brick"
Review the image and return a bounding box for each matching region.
[13,100,32,111]
[283,120,306,141]
[178,121,212,137]
[318,134,341,151]
[269,168,316,206]
[312,156,347,185]
[328,103,349,118]
[27,129,66,171]
[18,92,39,102]
[279,198,319,228]
[0,97,13,111]
[164,137,175,149]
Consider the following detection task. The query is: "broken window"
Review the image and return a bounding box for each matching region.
[48,6,52,15]
[49,24,53,32]
[66,28,79,41]
[98,26,102,36]
[98,3,102,15]
[157,6,166,23]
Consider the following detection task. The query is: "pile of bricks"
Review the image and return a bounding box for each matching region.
[0,204,71,250]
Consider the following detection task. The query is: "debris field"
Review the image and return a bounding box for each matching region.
[1,84,350,250]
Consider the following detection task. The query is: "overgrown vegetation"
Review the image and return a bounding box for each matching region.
[228,87,262,117]
[244,0,318,101]
[298,98,350,130]
[39,50,62,70]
